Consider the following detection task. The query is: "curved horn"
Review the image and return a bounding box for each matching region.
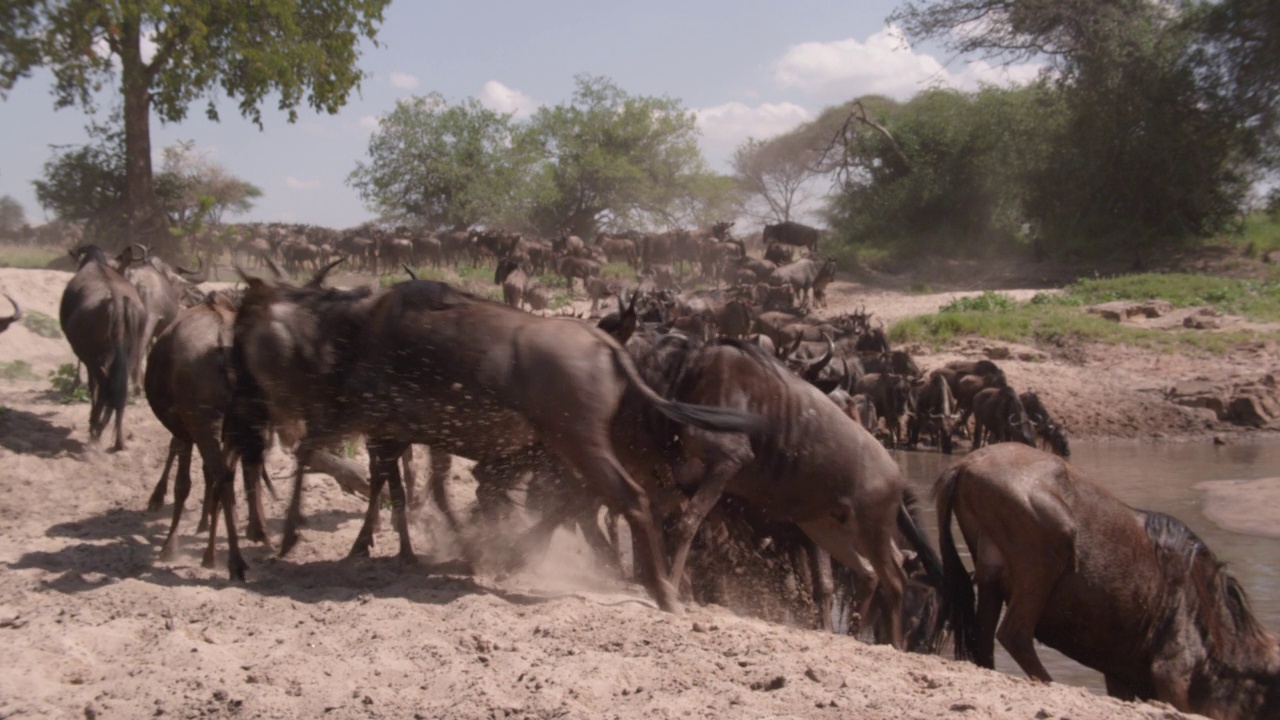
[840,357,853,393]
[175,256,209,284]
[132,243,150,263]
[403,263,418,280]
[803,332,836,381]
[306,256,347,288]
[2,293,21,323]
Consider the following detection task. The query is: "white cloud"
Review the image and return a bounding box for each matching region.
[389,72,419,90]
[773,25,1041,102]
[358,115,380,132]
[285,176,321,191]
[695,102,813,170]
[478,80,539,119]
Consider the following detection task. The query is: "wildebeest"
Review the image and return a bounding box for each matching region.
[144,290,271,578]
[855,372,913,448]
[769,256,836,308]
[60,245,147,451]
[909,370,957,453]
[494,258,533,309]
[557,256,601,292]
[971,386,1036,448]
[763,242,794,266]
[1019,391,1070,457]
[0,293,21,333]
[763,221,820,252]
[937,444,1280,719]
[227,274,766,609]
[603,335,943,649]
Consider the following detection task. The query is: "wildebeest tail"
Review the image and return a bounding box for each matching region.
[934,465,979,663]
[103,343,129,426]
[897,488,942,585]
[608,342,770,434]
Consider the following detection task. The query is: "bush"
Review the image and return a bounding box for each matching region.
[23,311,62,339]
[939,291,1016,313]
[48,363,89,403]
[0,360,39,381]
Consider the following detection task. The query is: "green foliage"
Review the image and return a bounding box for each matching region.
[733,133,818,223]
[939,291,1016,313]
[22,311,62,339]
[0,360,38,381]
[48,363,88,403]
[825,85,1061,255]
[0,245,61,268]
[349,94,526,229]
[32,118,127,225]
[601,262,637,281]
[908,282,932,295]
[0,196,24,236]
[892,272,1280,353]
[521,75,709,236]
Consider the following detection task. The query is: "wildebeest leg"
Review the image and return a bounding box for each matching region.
[280,439,318,556]
[799,511,909,649]
[972,416,986,450]
[809,545,835,633]
[994,574,1054,682]
[241,456,272,550]
[1104,675,1140,701]
[352,439,415,562]
[147,437,180,512]
[551,441,678,613]
[400,445,417,509]
[212,466,247,581]
[973,573,1003,669]
[159,442,195,561]
[666,460,736,592]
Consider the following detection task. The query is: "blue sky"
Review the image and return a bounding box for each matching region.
[0,1,1038,229]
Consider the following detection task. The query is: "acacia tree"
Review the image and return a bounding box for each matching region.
[0,196,24,238]
[732,134,820,224]
[522,75,707,236]
[1,0,388,256]
[347,94,527,230]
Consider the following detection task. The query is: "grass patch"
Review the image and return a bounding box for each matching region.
[0,360,39,381]
[1220,212,1280,257]
[908,281,932,295]
[892,272,1280,355]
[48,362,89,404]
[601,262,637,281]
[0,244,62,269]
[23,311,63,339]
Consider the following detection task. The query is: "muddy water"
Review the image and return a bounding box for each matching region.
[895,439,1280,694]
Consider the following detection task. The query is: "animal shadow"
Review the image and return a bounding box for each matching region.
[0,406,85,457]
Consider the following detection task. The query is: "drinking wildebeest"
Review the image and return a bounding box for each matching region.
[59,245,147,451]
[908,370,957,453]
[971,385,1036,448]
[144,290,272,578]
[937,444,1280,719]
[0,293,22,333]
[1019,391,1070,457]
[226,274,766,609]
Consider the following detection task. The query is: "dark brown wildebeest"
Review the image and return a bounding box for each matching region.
[937,443,1280,719]
[605,335,942,649]
[763,220,820,252]
[971,386,1036,448]
[854,372,913,449]
[908,370,957,454]
[769,256,836,307]
[411,233,444,268]
[764,242,794,265]
[227,275,766,609]
[861,350,922,380]
[144,290,272,578]
[60,245,147,451]
[127,250,207,357]
[0,293,22,333]
[1019,391,1070,457]
[598,234,638,268]
[735,256,777,282]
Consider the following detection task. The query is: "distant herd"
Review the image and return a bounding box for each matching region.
[1,225,1275,720]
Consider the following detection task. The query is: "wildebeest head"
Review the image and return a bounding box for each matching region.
[1019,391,1069,457]
[0,293,22,333]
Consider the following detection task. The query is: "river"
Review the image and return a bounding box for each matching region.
[894,438,1280,693]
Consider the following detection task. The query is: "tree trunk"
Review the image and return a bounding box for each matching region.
[119,16,172,256]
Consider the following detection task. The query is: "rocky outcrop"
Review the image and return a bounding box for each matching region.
[1165,373,1280,428]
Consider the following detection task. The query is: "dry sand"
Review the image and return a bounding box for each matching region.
[2,266,1265,719]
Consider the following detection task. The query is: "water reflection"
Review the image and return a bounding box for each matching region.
[895,439,1280,694]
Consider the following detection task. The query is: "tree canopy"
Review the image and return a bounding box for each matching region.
[348,94,526,231]
[1,0,389,255]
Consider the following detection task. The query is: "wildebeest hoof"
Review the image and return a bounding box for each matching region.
[656,579,682,614]
[158,543,179,562]
[348,542,372,559]
[146,497,164,513]
[397,552,418,566]
[201,548,217,569]
[228,556,248,582]
[195,518,209,534]
[279,532,301,557]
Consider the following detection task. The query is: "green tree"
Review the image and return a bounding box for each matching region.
[0,195,26,237]
[348,94,526,230]
[889,0,1257,250]
[522,75,708,236]
[1,0,389,256]
[32,118,127,231]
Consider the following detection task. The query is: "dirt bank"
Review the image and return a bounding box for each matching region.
[0,267,1242,719]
